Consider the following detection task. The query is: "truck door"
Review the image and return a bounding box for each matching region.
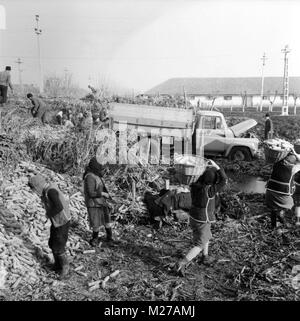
[200,115,226,155]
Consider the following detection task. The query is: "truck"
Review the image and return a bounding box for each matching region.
[107,103,259,161]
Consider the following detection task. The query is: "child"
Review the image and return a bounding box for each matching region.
[176,160,227,276]
[28,175,71,279]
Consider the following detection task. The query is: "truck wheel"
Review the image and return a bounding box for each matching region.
[228,147,252,161]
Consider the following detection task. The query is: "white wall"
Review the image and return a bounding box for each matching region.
[189,95,242,108]
[189,95,300,108]
[252,95,300,107]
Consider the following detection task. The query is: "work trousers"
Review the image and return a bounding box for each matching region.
[48,221,70,255]
[0,85,8,104]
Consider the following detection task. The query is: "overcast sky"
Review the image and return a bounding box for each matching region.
[0,0,300,93]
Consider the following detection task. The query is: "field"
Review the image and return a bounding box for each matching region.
[1,98,300,301]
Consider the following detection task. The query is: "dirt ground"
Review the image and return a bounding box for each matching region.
[2,193,300,302]
[1,102,300,301]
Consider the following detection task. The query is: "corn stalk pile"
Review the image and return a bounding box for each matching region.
[21,126,96,174]
[0,161,92,291]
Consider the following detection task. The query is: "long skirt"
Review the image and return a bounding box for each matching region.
[190,218,212,247]
[87,206,111,229]
[265,189,294,210]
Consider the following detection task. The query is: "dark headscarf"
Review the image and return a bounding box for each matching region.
[202,168,217,185]
[83,157,104,179]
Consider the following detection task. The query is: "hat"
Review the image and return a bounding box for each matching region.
[5,66,11,71]
[265,113,270,117]
[28,175,47,195]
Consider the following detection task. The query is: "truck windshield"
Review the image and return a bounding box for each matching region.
[203,116,223,130]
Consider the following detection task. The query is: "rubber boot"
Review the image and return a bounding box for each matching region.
[89,231,99,247]
[278,210,286,226]
[57,253,69,280]
[175,258,189,277]
[52,252,61,272]
[202,255,214,266]
[105,227,113,242]
[271,211,277,229]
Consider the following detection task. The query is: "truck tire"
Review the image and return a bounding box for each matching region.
[228,147,252,161]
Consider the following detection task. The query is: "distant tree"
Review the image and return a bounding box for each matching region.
[268,90,278,112]
[292,93,299,115]
[44,72,86,98]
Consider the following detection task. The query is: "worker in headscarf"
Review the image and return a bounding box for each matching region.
[27,93,50,125]
[28,174,71,279]
[83,157,113,246]
[293,172,300,226]
[266,149,300,229]
[175,160,227,276]
[99,105,110,128]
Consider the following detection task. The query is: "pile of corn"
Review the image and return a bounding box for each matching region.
[0,161,90,290]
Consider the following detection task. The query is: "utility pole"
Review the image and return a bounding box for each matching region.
[259,53,267,112]
[281,45,290,116]
[183,86,187,108]
[15,57,23,94]
[34,14,43,93]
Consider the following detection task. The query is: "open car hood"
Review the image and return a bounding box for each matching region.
[230,119,257,137]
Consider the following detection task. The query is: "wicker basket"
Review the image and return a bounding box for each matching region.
[294,143,300,154]
[174,157,206,185]
[264,145,289,164]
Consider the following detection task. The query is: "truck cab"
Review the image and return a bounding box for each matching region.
[193,110,259,161]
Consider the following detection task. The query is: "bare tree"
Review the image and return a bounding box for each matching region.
[44,72,86,97]
[241,91,247,113]
[292,93,299,115]
[268,90,278,112]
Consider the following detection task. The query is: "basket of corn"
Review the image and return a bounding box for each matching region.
[174,154,207,184]
[264,139,292,164]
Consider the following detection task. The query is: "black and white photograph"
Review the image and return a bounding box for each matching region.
[0,0,300,308]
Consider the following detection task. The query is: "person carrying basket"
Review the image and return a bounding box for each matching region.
[175,159,227,276]
[265,147,300,229]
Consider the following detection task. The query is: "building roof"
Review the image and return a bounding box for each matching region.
[146,77,300,96]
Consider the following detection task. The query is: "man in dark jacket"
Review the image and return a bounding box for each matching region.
[29,174,71,279]
[265,113,274,140]
[175,160,227,276]
[27,93,50,125]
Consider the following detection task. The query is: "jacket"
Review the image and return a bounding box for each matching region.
[30,98,47,119]
[189,168,227,223]
[84,172,108,208]
[266,160,295,195]
[265,118,273,137]
[42,184,71,228]
[0,71,13,89]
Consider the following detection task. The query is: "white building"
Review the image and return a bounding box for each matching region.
[146,77,300,109]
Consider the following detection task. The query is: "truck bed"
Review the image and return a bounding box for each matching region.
[109,103,194,138]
